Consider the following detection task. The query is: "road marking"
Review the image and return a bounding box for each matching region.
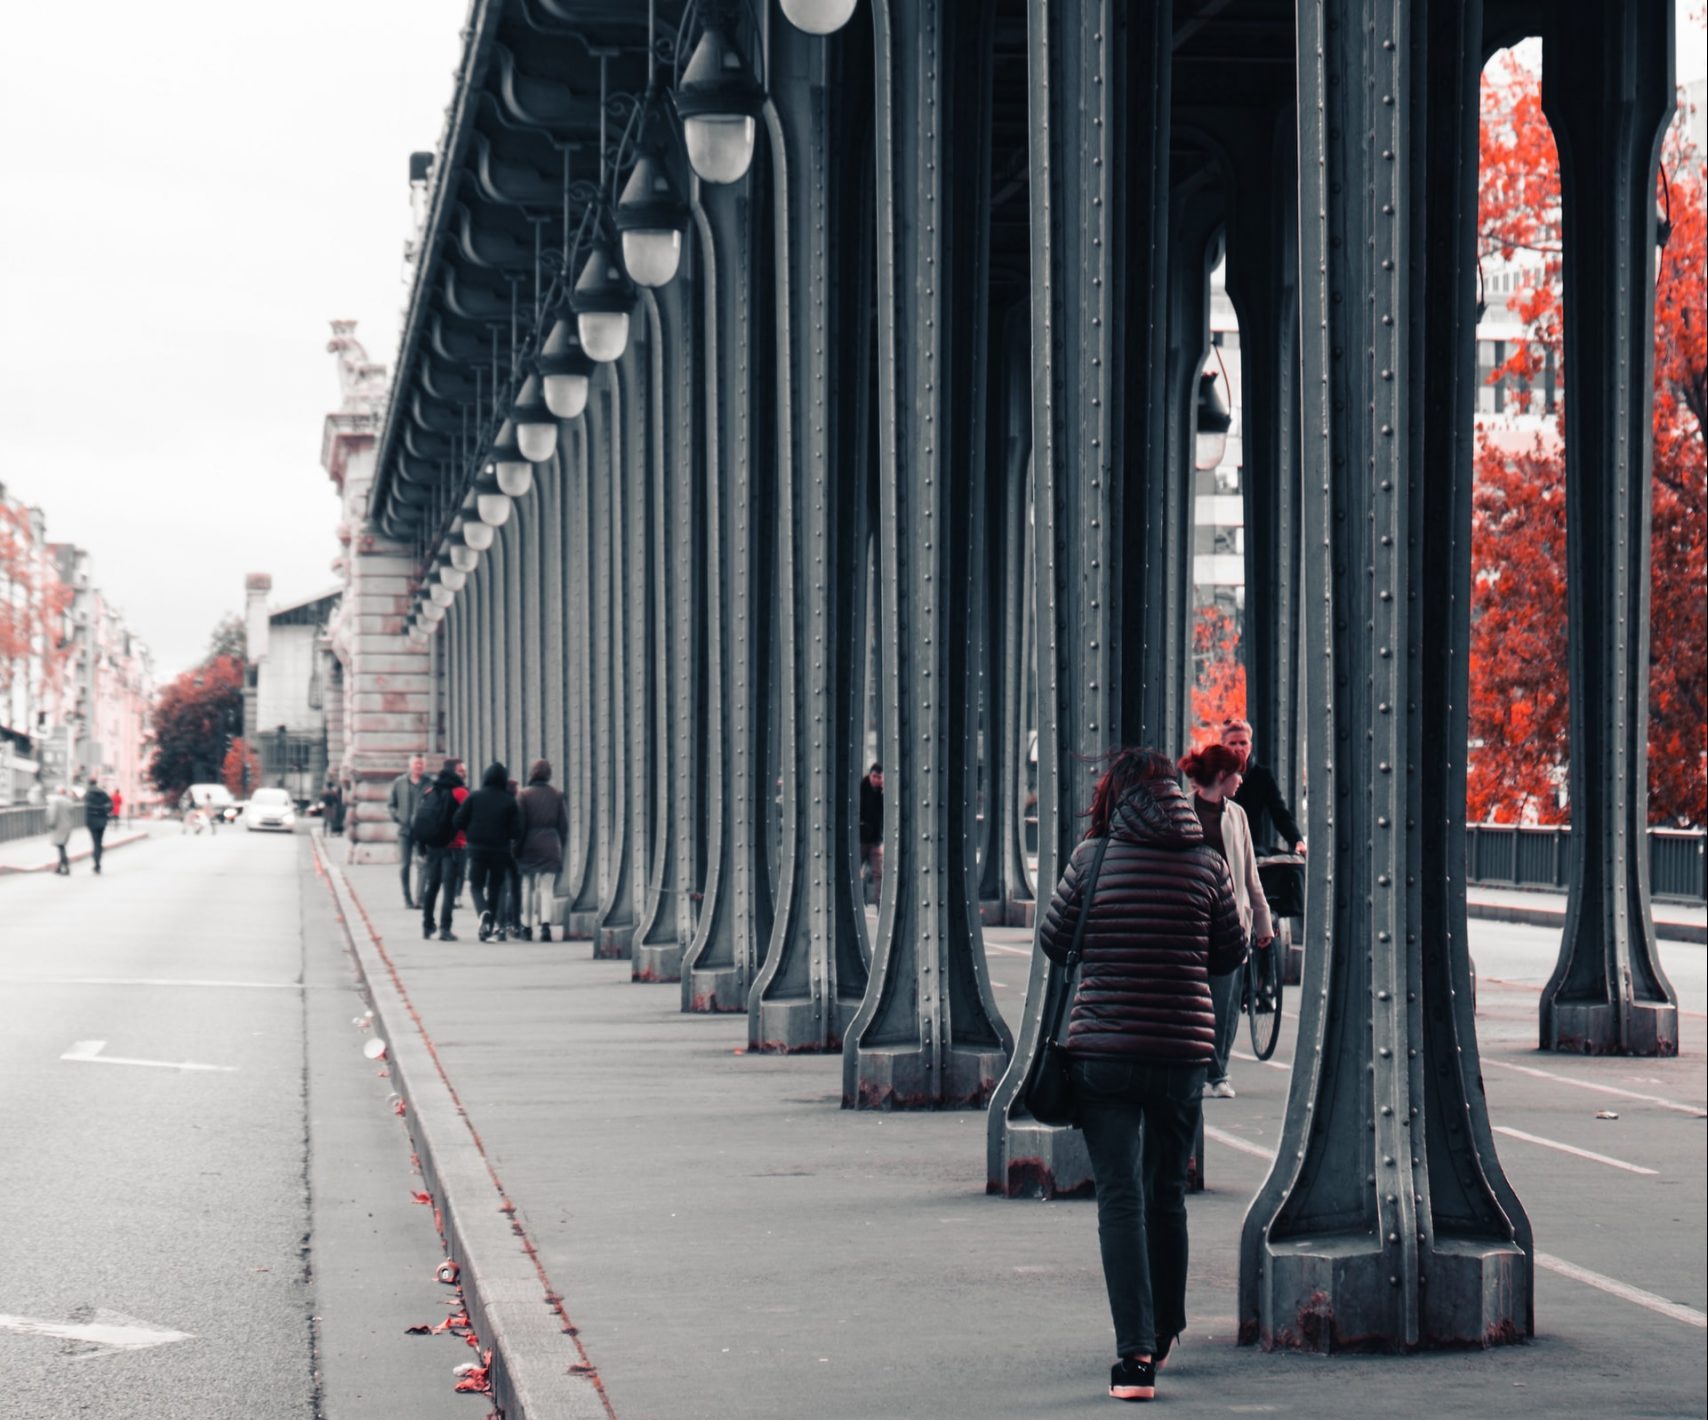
[60,1040,236,1073]
[1535,1253,1707,1329]
[0,1310,194,1354]
[10,977,303,991]
[1204,1125,1276,1161]
[1492,1125,1658,1175]
[989,980,1010,989]
[1483,1058,1707,1117]
[1231,1048,1291,1073]
[985,943,1032,957]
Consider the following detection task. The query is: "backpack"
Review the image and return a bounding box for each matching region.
[411,785,458,848]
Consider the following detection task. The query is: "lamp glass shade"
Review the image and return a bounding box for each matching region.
[578,309,630,363]
[462,520,495,551]
[476,491,513,526]
[684,114,756,184]
[450,544,479,572]
[516,421,557,463]
[439,566,467,592]
[429,583,454,607]
[621,227,682,288]
[543,372,590,419]
[423,602,446,622]
[780,0,858,33]
[494,458,535,497]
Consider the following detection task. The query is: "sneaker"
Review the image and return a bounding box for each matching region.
[521,926,534,942]
[478,911,494,942]
[539,925,552,942]
[422,922,433,940]
[1208,1080,1236,1099]
[1110,1356,1156,1402]
[438,928,458,942]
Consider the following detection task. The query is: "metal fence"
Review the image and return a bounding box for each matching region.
[0,805,48,844]
[1466,825,1706,904]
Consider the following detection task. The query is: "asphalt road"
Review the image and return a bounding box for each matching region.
[0,827,473,1419]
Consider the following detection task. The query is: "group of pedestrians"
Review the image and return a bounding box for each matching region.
[46,774,115,876]
[387,755,568,945]
[1036,715,1301,1403]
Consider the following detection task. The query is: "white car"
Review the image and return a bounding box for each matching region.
[243,788,298,833]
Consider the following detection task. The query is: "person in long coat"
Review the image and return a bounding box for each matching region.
[47,785,80,875]
[515,759,569,941]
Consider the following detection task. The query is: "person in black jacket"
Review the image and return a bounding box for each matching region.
[454,762,523,942]
[1038,747,1244,1403]
[83,775,114,874]
[1220,717,1304,853]
[858,763,884,905]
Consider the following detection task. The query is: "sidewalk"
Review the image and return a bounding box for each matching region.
[1468,883,1707,943]
[317,840,1707,1420]
[0,821,152,875]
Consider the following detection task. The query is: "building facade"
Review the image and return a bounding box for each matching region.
[242,572,338,805]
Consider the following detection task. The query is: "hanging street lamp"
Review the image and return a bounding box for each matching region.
[572,242,635,363]
[779,0,859,35]
[674,26,764,185]
[511,380,559,463]
[615,153,688,288]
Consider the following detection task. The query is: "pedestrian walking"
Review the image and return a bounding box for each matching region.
[454,762,523,943]
[47,784,79,875]
[1037,747,1244,1403]
[111,787,124,822]
[859,762,884,905]
[516,759,568,941]
[416,760,469,940]
[321,779,345,837]
[1179,744,1274,1100]
[83,775,114,875]
[1219,717,1304,854]
[387,755,429,909]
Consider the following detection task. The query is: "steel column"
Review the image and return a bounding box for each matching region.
[1239,0,1531,1351]
[987,0,1173,1193]
[1538,0,1679,1056]
[843,0,1011,1110]
[538,446,568,929]
[503,505,524,768]
[562,417,600,932]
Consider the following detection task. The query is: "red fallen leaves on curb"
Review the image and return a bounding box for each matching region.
[568,1362,596,1375]
[393,1098,408,1117]
[453,1351,493,1394]
[411,1191,432,1205]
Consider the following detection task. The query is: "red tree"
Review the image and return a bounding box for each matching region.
[1190,603,1247,749]
[221,737,263,799]
[1470,48,1706,824]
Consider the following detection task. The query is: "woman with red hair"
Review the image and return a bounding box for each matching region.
[1038,746,1244,1401]
[1179,743,1275,1099]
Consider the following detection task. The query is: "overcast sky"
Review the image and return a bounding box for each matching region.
[0,1,469,681]
[1,5,1700,687]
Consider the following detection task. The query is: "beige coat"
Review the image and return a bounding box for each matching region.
[47,793,80,847]
[1222,798,1274,945]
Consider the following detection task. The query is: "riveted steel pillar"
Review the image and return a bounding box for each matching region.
[634,275,702,982]
[749,31,872,1052]
[682,183,772,1013]
[1239,0,1531,1351]
[843,0,1012,1110]
[987,0,1173,1192]
[537,446,568,929]
[1225,108,1304,836]
[561,417,600,933]
[503,503,524,766]
[478,532,499,770]
[1538,1,1678,1057]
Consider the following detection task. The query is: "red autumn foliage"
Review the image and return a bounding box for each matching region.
[1470,47,1706,825]
[148,653,245,803]
[1190,603,1247,750]
[220,737,263,798]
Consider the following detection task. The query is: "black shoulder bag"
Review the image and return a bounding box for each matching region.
[1024,834,1111,1127]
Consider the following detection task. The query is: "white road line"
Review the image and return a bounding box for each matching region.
[985,943,1032,957]
[8,977,303,991]
[0,1310,194,1354]
[1203,1125,1276,1161]
[1231,1048,1291,1073]
[1535,1253,1707,1329]
[60,1040,236,1073]
[990,980,1010,989]
[1492,1125,1658,1175]
[1483,1058,1707,1117]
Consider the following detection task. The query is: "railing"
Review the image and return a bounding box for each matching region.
[0,805,49,844]
[1466,825,1706,905]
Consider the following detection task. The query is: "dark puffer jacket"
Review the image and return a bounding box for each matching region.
[1040,776,1246,1063]
[454,762,522,854]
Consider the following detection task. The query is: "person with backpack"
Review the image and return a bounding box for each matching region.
[516,760,568,941]
[83,775,114,874]
[453,762,523,943]
[416,760,469,940]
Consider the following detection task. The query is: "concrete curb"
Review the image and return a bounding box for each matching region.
[0,829,149,876]
[311,834,610,1420]
[1466,899,1707,945]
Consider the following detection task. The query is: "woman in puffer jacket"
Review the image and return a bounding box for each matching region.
[1039,747,1245,1403]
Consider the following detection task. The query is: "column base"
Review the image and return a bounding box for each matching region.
[845,1043,1007,1110]
[632,940,684,982]
[750,996,858,1053]
[594,924,634,960]
[1243,1236,1528,1351]
[562,910,600,940]
[1542,998,1678,1056]
[988,1118,1094,1197]
[1005,899,1036,928]
[684,966,748,1013]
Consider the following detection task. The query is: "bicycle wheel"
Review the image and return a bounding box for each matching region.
[1246,929,1285,1061]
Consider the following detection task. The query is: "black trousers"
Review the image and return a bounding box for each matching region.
[421,846,465,931]
[88,823,107,869]
[467,851,510,922]
[398,832,418,903]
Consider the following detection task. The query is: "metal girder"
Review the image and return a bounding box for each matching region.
[1239,0,1531,1352]
[562,417,600,930]
[682,182,773,1014]
[1539,0,1679,1056]
[842,0,1012,1111]
[748,30,871,1053]
[987,0,1174,1194]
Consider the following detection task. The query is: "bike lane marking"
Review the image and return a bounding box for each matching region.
[59,1039,236,1072]
[1482,1058,1707,1117]
[1491,1124,1659,1175]
[1533,1254,1707,1329]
